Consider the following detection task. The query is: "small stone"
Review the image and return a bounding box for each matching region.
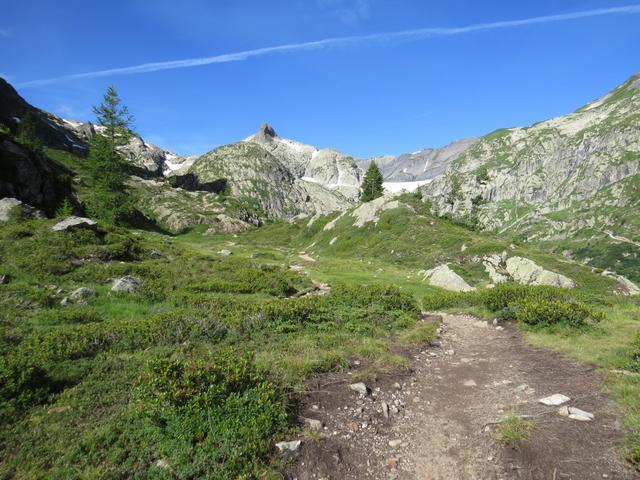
[381,402,389,418]
[218,249,232,256]
[388,439,402,448]
[275,440,302,452]
[311,404,320,411]
[539,394,570,406]
[445,349,455,355]
[559,406,594,421]
[386,457,400,469]
[60,297,71,306]
[150,248,163,257]
[393,382,402,390]
[155,459,170,469]
[463,380,477,387]
[496,326,504,331]
[303,417,323,431]
[47,405,70,414]
[492,319,498,325]
[391,406,400,414]
[349,382,369,396]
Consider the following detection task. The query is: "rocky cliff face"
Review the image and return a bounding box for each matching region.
[414,72,640,280]
[185,124,359,219]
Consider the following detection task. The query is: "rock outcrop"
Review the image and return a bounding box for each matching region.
[51,216,97,232]
[0,197,45,222]
[422,264,476,292]
[505,257,575,288]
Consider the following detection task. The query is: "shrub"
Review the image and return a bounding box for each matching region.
[135,353,289,478]
[423,290,478,311]
[496,416,534,444]
[0,357,52,420]
[515,298,603,328]
[35,306,102,325]
[627,333,640,372]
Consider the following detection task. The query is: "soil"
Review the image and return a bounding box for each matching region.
[283,313,639,480]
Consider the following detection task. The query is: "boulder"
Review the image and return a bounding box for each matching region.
[539,394,570,406]
[275,440,302,452]
[505,257,575,288]
[422,264,476,292]
[0,197,45,223]
[351,196,413,228]
[349,382,369,396]
[217,249,232,257]
[51,216,97,232]
[204,214,252,235]
[69,287,96,303]
[482,252,510,284]
[111,276,143,293]
[602,270,640,296]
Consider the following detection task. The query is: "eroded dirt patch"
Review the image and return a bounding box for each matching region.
[284,314,638,480]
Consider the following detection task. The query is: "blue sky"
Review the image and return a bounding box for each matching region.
[1,0,639,157]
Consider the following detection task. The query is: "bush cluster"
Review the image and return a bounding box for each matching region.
[423,283,602,328]
[134,353,288,478]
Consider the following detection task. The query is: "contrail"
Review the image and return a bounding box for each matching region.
[16,5,640,88]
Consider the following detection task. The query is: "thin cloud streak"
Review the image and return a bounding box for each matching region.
[17,5,640,88]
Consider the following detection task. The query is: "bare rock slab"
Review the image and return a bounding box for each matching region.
[539,393,570,406]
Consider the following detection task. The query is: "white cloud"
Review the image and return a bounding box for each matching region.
[17,5,640,89]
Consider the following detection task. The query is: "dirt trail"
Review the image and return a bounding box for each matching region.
[287,314,638,480]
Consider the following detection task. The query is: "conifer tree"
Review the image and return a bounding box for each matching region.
[361,161,384,202]
[16,112,43,153]
[86,86,135,224]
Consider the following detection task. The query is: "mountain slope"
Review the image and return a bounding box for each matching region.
[184,124,359,219]
[414,72,640,280]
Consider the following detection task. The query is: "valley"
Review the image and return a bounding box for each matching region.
[1,69,639,479]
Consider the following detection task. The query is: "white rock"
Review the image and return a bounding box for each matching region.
[111,276,144,293]
[349,382,369,396]
[303,417,323,431]
[422,264,476,292]
[506,257,575,288]
[463,380,477,387]
[559,406,594,421]
[217,249,232,256]
[539,394,570,406]
[51,216,97,232]
[388,439,402,448]
[275,440,302,452]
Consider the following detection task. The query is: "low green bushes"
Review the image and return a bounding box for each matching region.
[423,283,602,328]
[627,333,640,372]
[134,353,289,479]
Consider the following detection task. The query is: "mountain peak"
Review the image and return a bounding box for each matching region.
[254,123,278,142]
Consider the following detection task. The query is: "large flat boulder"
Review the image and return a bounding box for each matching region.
[422,264,476,292]
[505,256,575,288]
[51,216,97,232]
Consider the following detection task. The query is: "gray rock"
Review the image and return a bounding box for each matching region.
[505,257,575,288]
[302,417,323,431]
[422,264,476,292]
[349,382,369,396]
[217,249,232,256]
[275,439,302,452]
[69,287,96,303]
[381,401,389,418]
[51,216,97,232]
[539,393,570,406]
[0,197,45,223]
[558,406,594,421]
[388,439,402,448]
[111,276,143,293]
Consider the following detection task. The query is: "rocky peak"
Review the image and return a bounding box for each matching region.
[254,123,278,142]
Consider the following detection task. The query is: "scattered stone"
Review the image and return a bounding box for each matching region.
[47,405,70,414]
[275,440,302,452]
[150,247,163,257]
[388,439,402,448]
[381,402,389,418]
[496,326,504,331]
[386,457,400,469]
[302,417,323,431]
[349,382,369,396]
[559,406,595,421]
[51,216,97,232]
[329,236,338,245]
[111,275,144,293]
[69,287,96,303]
[463,380,477,387]
[217,249,232,256]
[155,459,170,469]
[393,382,402,390]
[539,394,570,406]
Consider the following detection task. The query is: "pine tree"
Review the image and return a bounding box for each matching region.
[361,161,384,202]
[16,112,43,153]
[86,86,135,224]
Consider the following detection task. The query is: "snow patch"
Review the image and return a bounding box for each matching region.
[383,180,432,193]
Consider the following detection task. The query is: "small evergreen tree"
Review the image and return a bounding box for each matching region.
[87,86,135,224]
[16,112,43,153]
[361,161,384,202]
